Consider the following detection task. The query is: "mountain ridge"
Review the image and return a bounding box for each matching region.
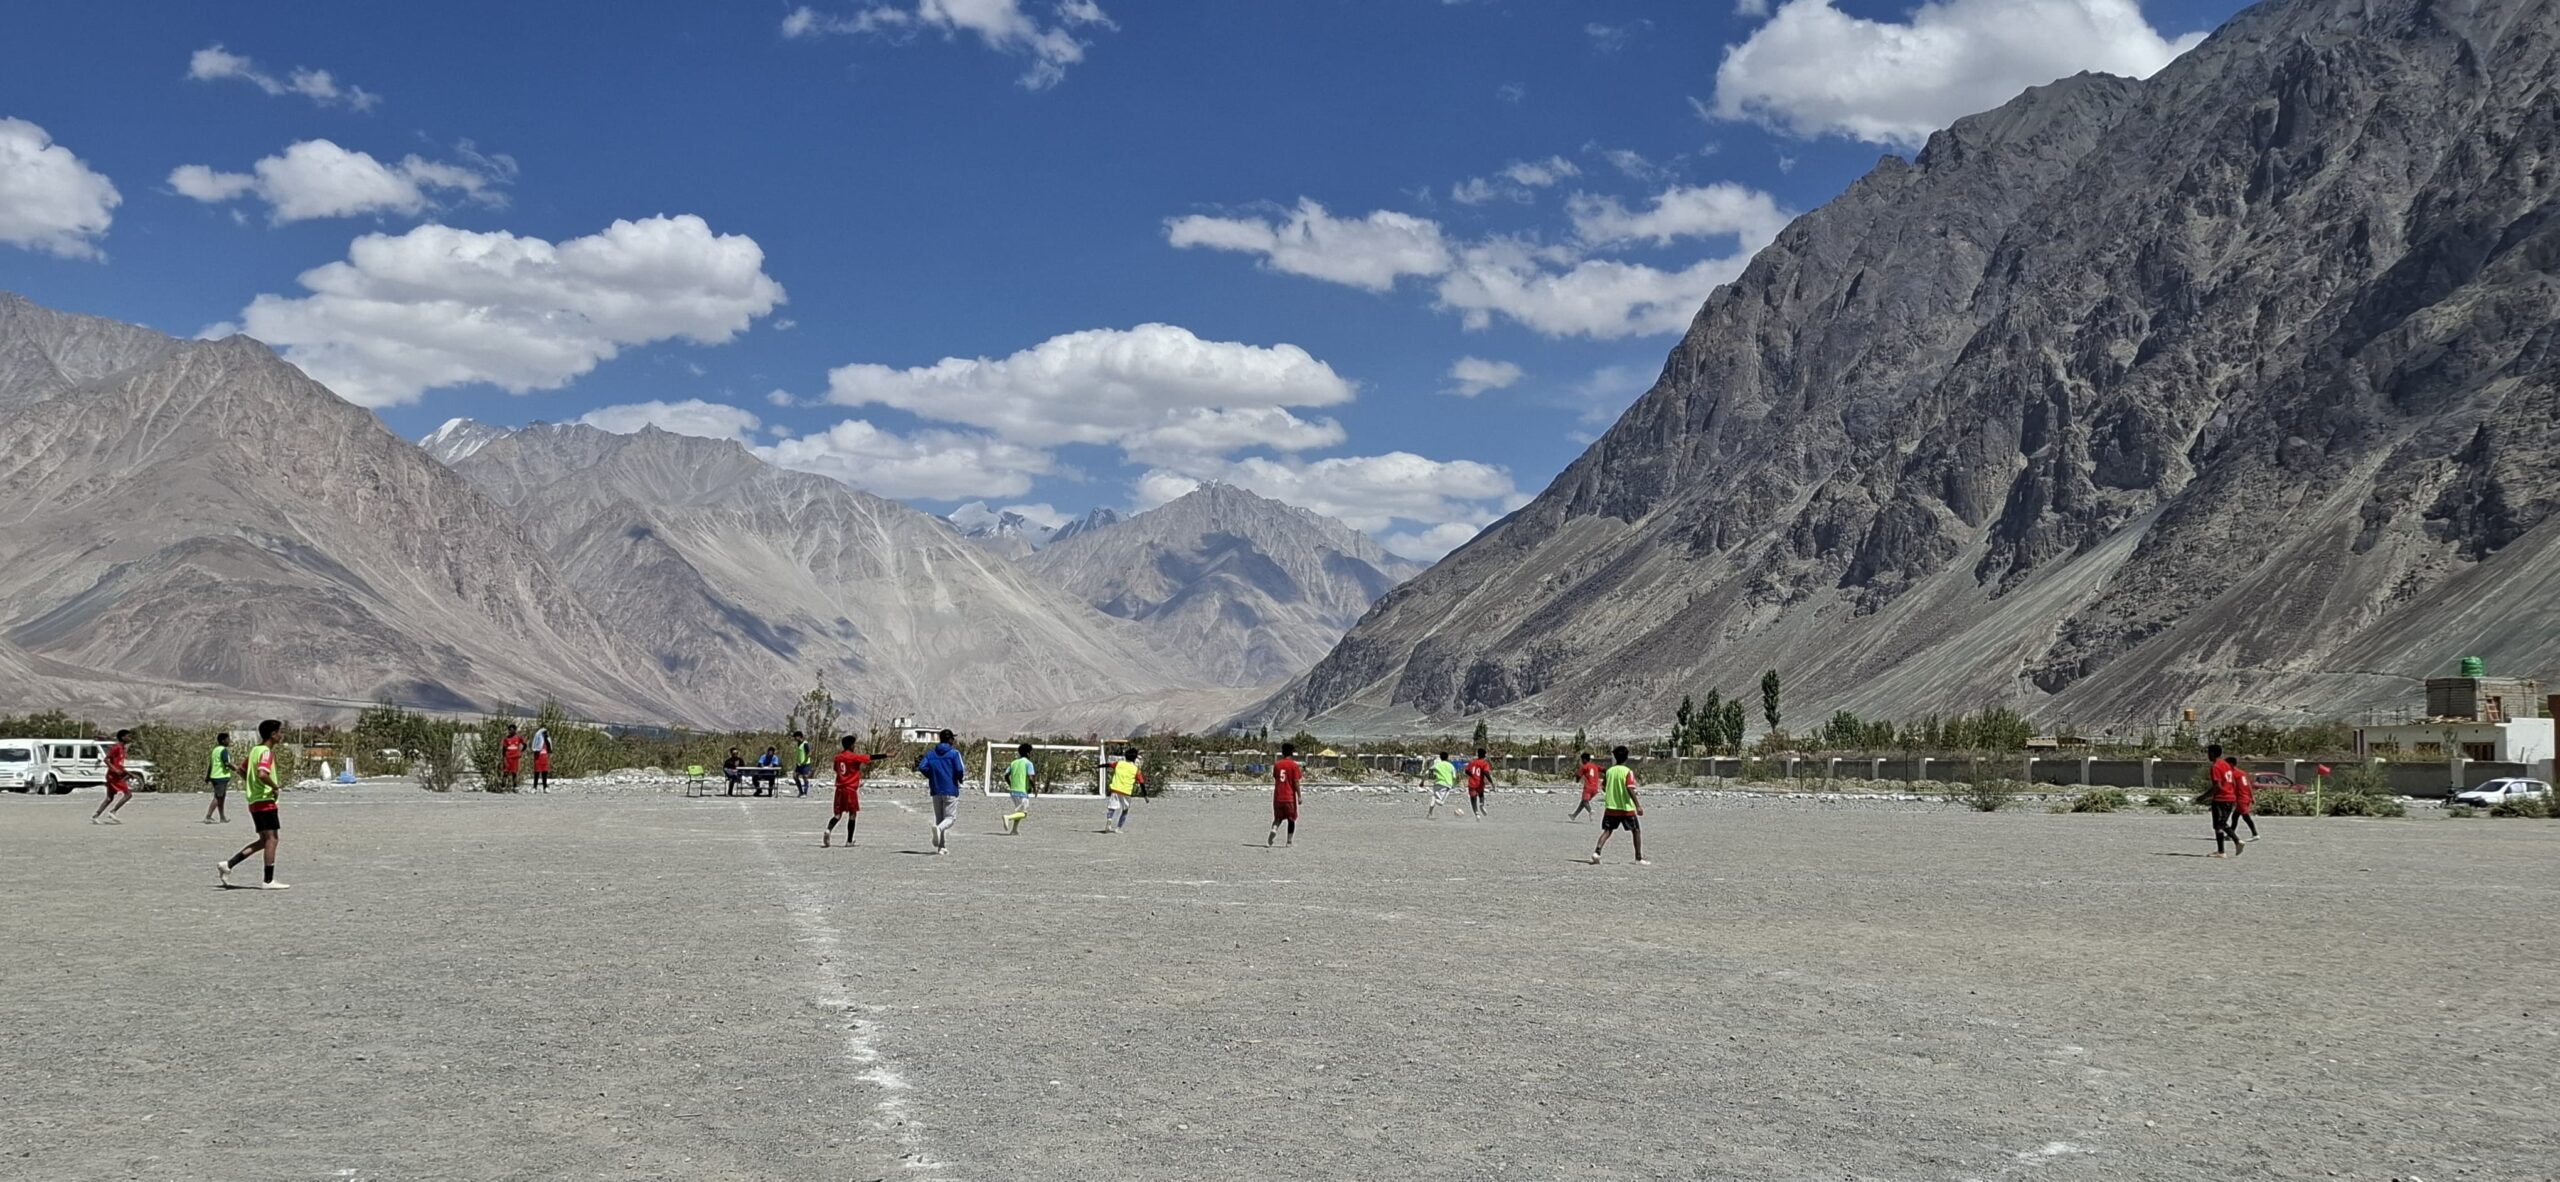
[1255,0,2560,736]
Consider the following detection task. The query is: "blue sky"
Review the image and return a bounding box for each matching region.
[0,0,2241,558]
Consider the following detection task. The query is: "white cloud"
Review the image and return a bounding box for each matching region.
[1436,239,1748,339]
[187,44,379,110]
[1141,452,1520,539]
[1565,362,1657,433]
[1585,21,1652,52]
[1445,356,1524,398]
[240,214,785,407]
[1710,0,2205,146]
[0,118,120,260]
[952,499,1071,531]
[1735,0,1772,16]
[1568,182,1791,249]
[782,0,1116,90]
[760,419,1053,501]
[1496,82,1526,104]
[1451,156,1582,206]
[168,140,508,224]
[1166,199,1450,292]
[1378,521,1486,562]
[575,398,763,442]
[1170,181,1786,340]
[820,323,1355,464]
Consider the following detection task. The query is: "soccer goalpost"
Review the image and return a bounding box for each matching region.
[980,741,1111,798]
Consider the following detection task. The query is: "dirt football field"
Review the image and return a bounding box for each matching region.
[4,781,2556,1181]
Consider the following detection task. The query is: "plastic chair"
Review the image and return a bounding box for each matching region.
[685,764,707,797]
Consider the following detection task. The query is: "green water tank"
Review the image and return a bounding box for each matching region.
[2459,655,2486,679]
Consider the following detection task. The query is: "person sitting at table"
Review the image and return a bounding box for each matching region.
[723,748,745,792]
[758,746,782,795]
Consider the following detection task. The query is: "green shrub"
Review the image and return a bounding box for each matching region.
[2322,764,2405,817]
[2250,788,2317,817]
[1962,779,2021,812]
[2070,786,2132,813]
[2146,793,2192,814]
[2488,795,2552,819]
[2447,805,2478,819]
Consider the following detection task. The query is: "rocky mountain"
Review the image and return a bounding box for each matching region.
[1029,483,1424,685]
[946,503,1054,559]
[0,293,688,723]
[441,422,1225,728]
[1047,506,1122,545]
[420,417,513,466]
[1258,0,2560,736]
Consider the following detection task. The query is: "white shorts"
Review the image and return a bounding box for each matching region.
[1430,787,1451,803]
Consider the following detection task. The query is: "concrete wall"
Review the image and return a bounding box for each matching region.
[1292,751,2521,798]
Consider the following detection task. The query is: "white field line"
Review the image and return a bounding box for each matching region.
[740,802,944,1173]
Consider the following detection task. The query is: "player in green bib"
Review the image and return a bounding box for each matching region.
[1424,752,1458,819]
[1588,745,1648,865]
[1002,743,1036,834]
[204,731,235,824]
[217,719,291,889]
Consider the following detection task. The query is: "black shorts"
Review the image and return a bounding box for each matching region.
[1601,811,1639,832]
[209,779,230,797]
[251,809,282,833]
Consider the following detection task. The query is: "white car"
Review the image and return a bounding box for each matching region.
[2451,778,2552,808]
[0,739,156,794]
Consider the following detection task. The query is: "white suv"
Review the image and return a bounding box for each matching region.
[0,739,156,794]
[2451,778,2553,808]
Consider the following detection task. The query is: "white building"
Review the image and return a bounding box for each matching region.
[889,717,943,744]
[2354,718,2555,764]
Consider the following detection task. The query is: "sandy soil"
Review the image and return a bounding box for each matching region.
[4,783,2554,1181]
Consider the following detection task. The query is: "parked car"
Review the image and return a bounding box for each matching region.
[2249,772,2303,792]
[2451,778,2553,808]
[0,739,157,794]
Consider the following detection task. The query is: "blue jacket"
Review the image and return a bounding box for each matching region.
[917,743,967,797]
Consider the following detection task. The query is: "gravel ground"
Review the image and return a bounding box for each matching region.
[5,782,2555,1181]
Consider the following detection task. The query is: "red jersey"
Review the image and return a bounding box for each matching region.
[1273,758,1302,804]
[833,751,872,792]
[1464,758,1492,792]
[502,735,525,769]
[1579,761,1603,799]
[2210,760,2245,803]
[106,741,129,789]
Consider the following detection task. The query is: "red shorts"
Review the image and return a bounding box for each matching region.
[834,788,861,814]
[503,756,521,774]
[1273,798,1298,822]
[107,773,131,794]
[533,752,551,773]
[1581,785,1600,800]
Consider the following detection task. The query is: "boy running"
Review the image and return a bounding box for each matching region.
[1588,746,1647,865]
[1003,743,1036,834]
[824,735,873,847]
[1424,752,1457,819]
[1269,742,1303,846]
[1568,751,1602,820]
[1464,748,1493,818]
[216,719,290,889]
[792,731,813,797]
[917,730,967,854]
[91,729,135,824]
[205,731,235,824]
[1104,747,1143,833]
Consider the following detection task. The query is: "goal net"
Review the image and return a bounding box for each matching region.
[981,741,1108,798]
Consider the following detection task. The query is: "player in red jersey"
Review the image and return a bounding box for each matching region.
[824,735,875,848]
[91,729,135,824]
[2206,743,2249,857]
[1464,748,1494,818]
[1568,752,1603,821]
[500,724,525,791]
[1268,742,1303,847]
